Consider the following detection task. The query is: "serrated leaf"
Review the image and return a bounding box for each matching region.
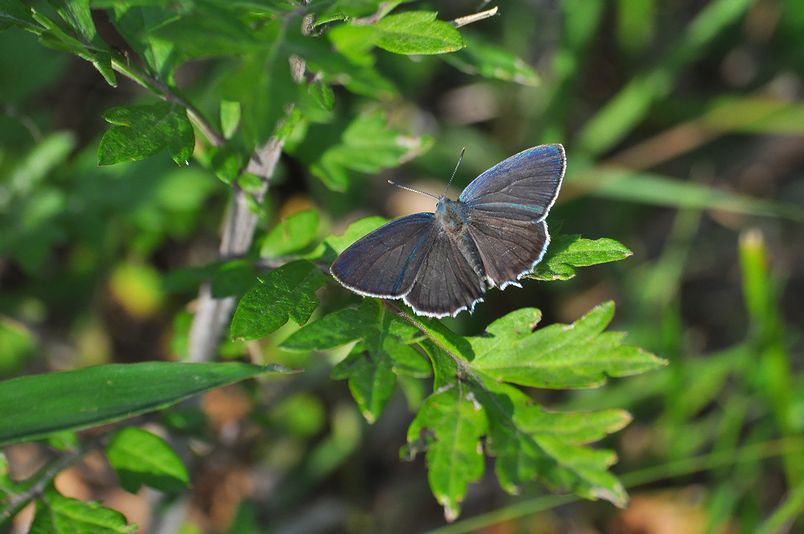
[283,300,428,422]
[406,380,487,521]
[30,487,137,534]
[98,102,194,166]
[443,35,540,86]
[374,11,464,55]
[106,427,189,494]
[0,362,287,446]
[261,209,320,257]
[311,111,431,191]
[471,301,667,388]
[230,260,327,341]
[529,235,633,281]
[481,389,628,506]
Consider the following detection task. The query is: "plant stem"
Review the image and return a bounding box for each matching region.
[187,137,286,362]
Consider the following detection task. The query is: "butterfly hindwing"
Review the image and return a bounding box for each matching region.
[466,215,549,288]
[403,229,485,318]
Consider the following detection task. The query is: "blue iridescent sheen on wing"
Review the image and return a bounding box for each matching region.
[460,144,565,221]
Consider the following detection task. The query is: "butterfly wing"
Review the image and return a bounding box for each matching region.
[465,215,550,288]
[460,144,564,287]
[330,213,436,298]
[459,144,565,221]
[403,229,485,318]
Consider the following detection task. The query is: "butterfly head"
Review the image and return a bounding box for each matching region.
[435,197,467,232]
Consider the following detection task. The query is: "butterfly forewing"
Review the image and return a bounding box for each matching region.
[459,144,565,220]
[330,213,436,298]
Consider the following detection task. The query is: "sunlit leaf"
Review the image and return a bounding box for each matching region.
[98,102,194,166]
[261,209,320,257]
[106,427,189,494]
[471,301,666,388]
[373,11,464,55]
[529,235,633,281]
[310,112,431,191]
[405,377,486,521]
[443,35,539,86]
[309,216,388,261]
[230,260,327,341]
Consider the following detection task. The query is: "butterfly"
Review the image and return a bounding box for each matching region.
[330,144,565,318]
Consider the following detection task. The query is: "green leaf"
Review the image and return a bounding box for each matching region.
[0,362,286,446]
[405,379,487,521]
[230,260,327,341]
[220,100,241,139]
[148,4,273,59]
[51,0,116,86]
[0,0,37,31]
[529,235,633,281]
[106,427,189,494]
[98,102,195,166]
[282,300,429,422]
[111,5,177,81]
[476,382,628,506]
[289,31,398,99]
[314,0,403,26]
[328,10,464,57]
[309,216,388,261]
[261,209,320,257]
[311,112,431,191]
[471,301,667,388]
[219,19,298,147]
[443,35,540,86]
[30,487,136,534]
[0,317,35,375]
[374,11,464,55]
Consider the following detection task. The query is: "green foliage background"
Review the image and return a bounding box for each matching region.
[1,0,803,532]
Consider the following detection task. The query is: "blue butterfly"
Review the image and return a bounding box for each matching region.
[331,144,565,318]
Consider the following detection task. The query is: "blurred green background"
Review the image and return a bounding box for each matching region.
[1,0,802,532]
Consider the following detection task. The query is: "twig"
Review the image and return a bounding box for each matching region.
[452,6,498,28]
[186,137,286,362]
[2,436,105,524]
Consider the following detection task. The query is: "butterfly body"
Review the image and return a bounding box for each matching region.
[331,144,566,318]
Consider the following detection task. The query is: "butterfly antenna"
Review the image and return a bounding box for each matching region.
[442,147,466,197]
[387,180,439,200]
